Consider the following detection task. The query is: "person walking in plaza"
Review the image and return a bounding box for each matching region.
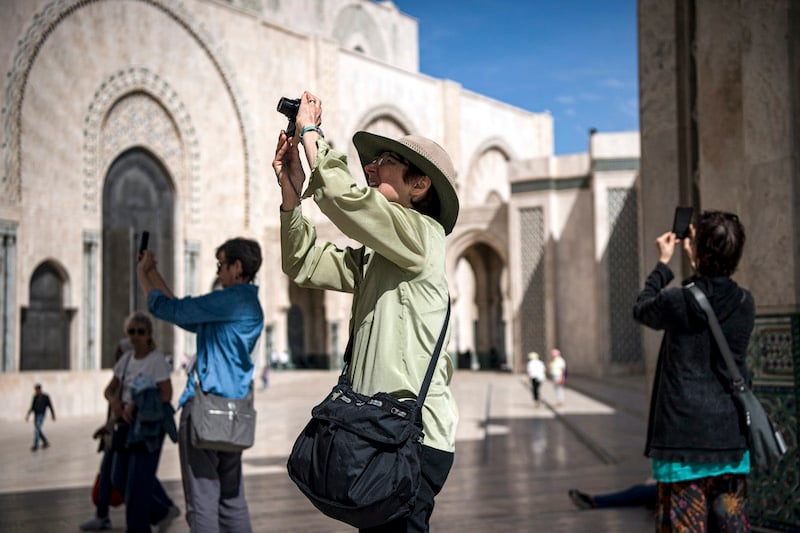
[25,383,55,451]
[138,237,264,532]
[634,210,753,531]
[526,351,546,407]
[548,348,566,406]
[273,90,459,532]
[83,312,180,532]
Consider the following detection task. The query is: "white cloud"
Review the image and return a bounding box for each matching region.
[601,78,625,88]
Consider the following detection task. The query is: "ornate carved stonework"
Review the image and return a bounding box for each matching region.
[83,68,200,224]
[2,0,257,226]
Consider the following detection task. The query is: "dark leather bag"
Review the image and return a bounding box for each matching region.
[287,303,450,529]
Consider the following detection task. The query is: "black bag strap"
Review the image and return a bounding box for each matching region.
[686,283,747,393]
[343,299,451,409]
[117,351,132,403]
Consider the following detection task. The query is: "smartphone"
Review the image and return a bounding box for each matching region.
[138,231,150,254]
[672,207,693,239]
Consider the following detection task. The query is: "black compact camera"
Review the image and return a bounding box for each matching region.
[277,97,301,137]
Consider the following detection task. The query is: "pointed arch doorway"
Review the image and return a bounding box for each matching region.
[102,148,175,368]
[20,262,73,370]
[453,243,507,369]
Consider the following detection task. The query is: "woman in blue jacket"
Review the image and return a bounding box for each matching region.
[138,238,263,532]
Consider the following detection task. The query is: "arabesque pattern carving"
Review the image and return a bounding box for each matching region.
[520,207,545,357]
[607,187,642,365]
[2,0,256,226]
[83,68,200,224]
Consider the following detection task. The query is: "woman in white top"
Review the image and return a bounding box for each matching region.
[104,312,179,532]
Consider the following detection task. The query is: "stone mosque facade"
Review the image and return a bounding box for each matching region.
[1,0,641,418]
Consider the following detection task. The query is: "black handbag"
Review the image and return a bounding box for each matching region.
[687,284,788,470]
[287,302,451,529]
[110,420,129,452]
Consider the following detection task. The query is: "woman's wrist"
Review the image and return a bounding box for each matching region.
[299,125,324,143]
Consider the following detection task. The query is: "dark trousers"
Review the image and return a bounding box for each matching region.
[179,399,252,533]
[95,448,114,518]
[360,445,454,533]
[112,438,173,532]
[594,483,657,508]
[530,378,541,401]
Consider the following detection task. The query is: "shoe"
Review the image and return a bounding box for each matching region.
[569,489,595,510]
[80,515,112,531]
[30,446,38,452]
[42,441,50,449]
[156,505,181,532]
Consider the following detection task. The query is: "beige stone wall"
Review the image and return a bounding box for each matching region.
[638,0,800,396]
[638,6,800,293]
[1,0,559,418]
[507,131,641,376]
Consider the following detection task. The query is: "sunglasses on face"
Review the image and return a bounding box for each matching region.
[127,328,147,336]
[370,152,409,168]
[216,261,225,274]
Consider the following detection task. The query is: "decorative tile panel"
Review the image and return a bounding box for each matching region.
[607,188,642,365]
[748,314,800,530]
[519,207,545,359]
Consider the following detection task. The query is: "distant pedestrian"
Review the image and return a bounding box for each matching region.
[261,364,269,390]
[526,352,545,407]
[25,383,55,451]
[548,349,566,406]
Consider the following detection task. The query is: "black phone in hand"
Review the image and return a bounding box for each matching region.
[672,207,693,239]
[138,231,150,254]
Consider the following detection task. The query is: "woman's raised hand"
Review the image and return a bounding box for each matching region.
[656,231,677,264]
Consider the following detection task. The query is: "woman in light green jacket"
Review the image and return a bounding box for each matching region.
[273,90,459,533]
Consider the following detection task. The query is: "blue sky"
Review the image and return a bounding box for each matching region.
[390,0,639,155]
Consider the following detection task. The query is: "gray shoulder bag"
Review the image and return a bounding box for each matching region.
[686,283,787,470]
[189,360,256,453]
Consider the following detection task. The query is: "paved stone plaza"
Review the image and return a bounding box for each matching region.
[1,370,654,532]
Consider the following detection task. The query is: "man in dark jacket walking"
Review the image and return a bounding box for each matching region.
[25,383,56,451]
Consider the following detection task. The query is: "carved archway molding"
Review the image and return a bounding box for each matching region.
[1,0,257,226]
[84,68,200,223]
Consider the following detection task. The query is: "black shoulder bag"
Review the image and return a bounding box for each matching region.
[287,301,451,529]
[687,283,787,470]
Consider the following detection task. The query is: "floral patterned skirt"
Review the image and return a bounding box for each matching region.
[656,474,750,532]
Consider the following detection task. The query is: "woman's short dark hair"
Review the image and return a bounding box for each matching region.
[403,163,441,223]
[694,210,746,277]
[217,238,262,283]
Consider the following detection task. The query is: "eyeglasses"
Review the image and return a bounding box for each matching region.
[370,152,408,168]
[127,328,147,336]
[216,261,226,274]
